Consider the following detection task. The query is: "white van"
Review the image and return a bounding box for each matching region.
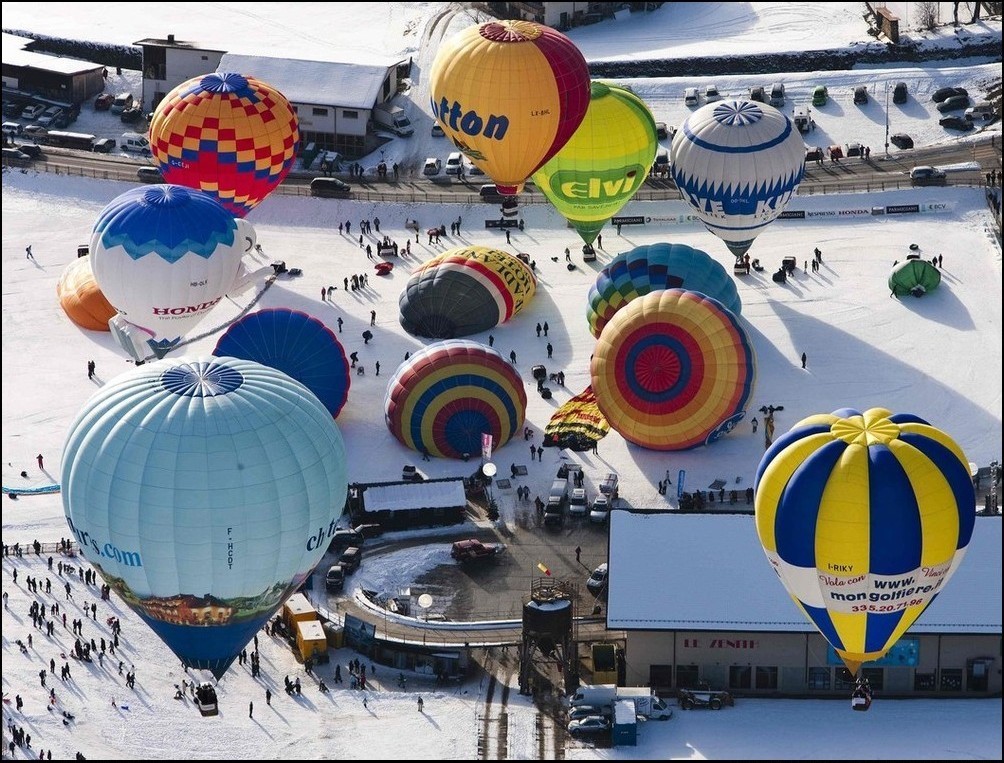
[21,103,45,120]
[769,82,786,107]
[2,122,24,138]
[684,87,699,107]
[121,132,150,153]
[445,151,463,176]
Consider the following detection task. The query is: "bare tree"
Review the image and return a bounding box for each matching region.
[916,1,939,30]
[953,1,961,26]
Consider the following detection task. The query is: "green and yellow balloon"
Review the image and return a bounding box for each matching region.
[532,81,658,246]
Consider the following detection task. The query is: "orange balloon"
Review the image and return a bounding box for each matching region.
[57,256,116,331]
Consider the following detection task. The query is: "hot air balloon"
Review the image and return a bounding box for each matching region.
[213,308,351,418]
[149,71,300,218]
[591,289,756,451]
[429,20,590,196]
[754,407,976,676]
[90,185,257,359]
[586,242,741,339]
[56,256,116,332]
[670,99,805,259]
[384,340,526,459]
[889,259,941,298]
[399,246,537,339]
[532,81,658,246]
[543,385,610,451]
[61,356,348,677]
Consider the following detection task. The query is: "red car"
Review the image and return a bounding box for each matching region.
[94,93,114,111]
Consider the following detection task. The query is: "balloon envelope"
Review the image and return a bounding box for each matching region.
[149,72,300,218]
[429,20,590,195]
[889,259,941,297]
[56,256,116,332]
[399,246,537,339]
[591,289,756,451]
[670,99,805,258]
[543,385,610,451]
[754,407,976,674]
[384,340,527,459]
[90,185,253,357]
[213,308,351,418]
[533,81,658,245]
[586,242,742,339]
[61,356,347,678]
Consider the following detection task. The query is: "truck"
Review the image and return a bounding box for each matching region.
[569,684,618,708]
[792,106,814,133]
[599,473,619,500]
[616,687,674,719]
[451,538,506,564]
[373,104,414,137]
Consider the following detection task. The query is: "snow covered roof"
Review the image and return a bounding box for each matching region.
[1,38,104,75]
[607,512,1002,634]
[362,479,467,512]
[218,52,401,110]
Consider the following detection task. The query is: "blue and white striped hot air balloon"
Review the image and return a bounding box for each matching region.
[61,356,347,678]
[90,185,257,358]
[670,99,805,259]
[754,407,976,675]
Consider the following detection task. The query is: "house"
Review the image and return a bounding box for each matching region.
[134,34,409,157]
[480,2,665,30]
[2,32,105,104]
[347,478,469,530]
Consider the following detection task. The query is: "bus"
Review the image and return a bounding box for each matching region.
[43,130,96,151]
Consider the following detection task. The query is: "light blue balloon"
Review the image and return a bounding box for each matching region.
[61,356,347,677]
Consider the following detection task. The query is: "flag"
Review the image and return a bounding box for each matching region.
[537,562,551,576]
[481,432,493,460]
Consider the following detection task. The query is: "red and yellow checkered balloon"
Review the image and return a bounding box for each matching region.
[149,72,300,218]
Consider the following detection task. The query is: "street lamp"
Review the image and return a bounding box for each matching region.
[884,81,891,157]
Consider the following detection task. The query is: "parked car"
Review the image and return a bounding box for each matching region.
[353,523,384,539]
[36,106,64,128]
[110,92,134,115]
[422,157,442,176]
[652,146,669,174]
[845,142,863,158]
[567,716,611,736]
[450,538,506,564]
[14,142,43,158]
[937,94,970,113]
[931,86,967,103]
[684,87,699,107]
[2,121,23,138]
[589,494,611,524]
[120,106,144,123]
[568,705,614,721]
[328,528,364,552]
[749,85,766,103]
[939,115,974,131]
[853,85,868,105]
[586,562,608,598]
[310,177,352,198]
[20,103,45,120]
[430,123,444,137]
[655,121,668,139]
[568,487,589,518]
[811,85,829,106]
[479,183,504,203]
[23,124,48,139]
[704,84,721,102]
[768,82,785,107]
[136,166,164,183]
[92,138,116,153]
[805,146,825,163]
[890,133,913,149]
[1,147,33,166]
[909,166,946,186]
[94,93,114,111]
[892,81,908,104]
[964,103,995,122]
[444,151,463,176]
[3,101,24,117]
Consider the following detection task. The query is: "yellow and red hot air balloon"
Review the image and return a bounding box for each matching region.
[148,72,299,218]
[533,81,658,246]
[429,20,590,196]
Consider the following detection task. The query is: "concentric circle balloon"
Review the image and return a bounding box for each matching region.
[429,20,590,195]
[670,99,805,258]
[399,246,537,339]
[149,72,300,218]
[754,407,976,674]
[586,242,742,339]
[56,256,116,332]
[384,340,527,459]
[61,356,347,678]
[213,308,350,418]
[591,289,756,451]
[90,185,255,357]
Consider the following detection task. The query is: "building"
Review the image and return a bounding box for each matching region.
[134,35,408,157]
[607,511,1001,698]
[478,2,664,29]
[2,32,105,105]
[347,478,469,531]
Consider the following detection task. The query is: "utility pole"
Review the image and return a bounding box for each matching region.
[884,81,891,158]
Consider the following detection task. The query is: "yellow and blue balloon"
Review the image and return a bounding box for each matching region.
[754,407,976,674]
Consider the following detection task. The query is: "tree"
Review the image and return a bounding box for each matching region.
[916,1,939,30]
